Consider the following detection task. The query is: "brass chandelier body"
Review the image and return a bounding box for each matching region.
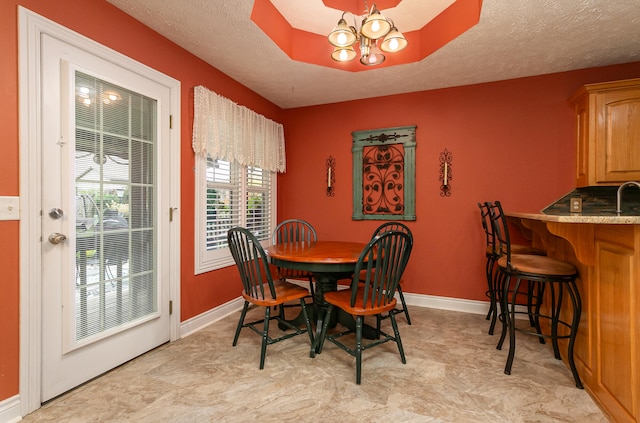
[328,4,408,66]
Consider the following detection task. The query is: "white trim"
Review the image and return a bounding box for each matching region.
[0,395,22,423]
[18,6,180,416]
[179,297,244,338]
[403,292,531,320]
[403,292,490,315]
[179,291,491,340]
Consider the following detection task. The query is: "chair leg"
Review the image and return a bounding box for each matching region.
[550,283,562,359]
[496,272,509,350]
[485,256,496,322]
[527,281,536,327]
[567,280,584,389]
[300,299,314,345]
[504,277,522,375]
[233,301,249,346]
[488,262,499,335]
[259,306,270,370]
[355,315,363,385]
[316,305,333,354]
[390,312,406,364]
[531,282,546,345]
[396,285,411,325]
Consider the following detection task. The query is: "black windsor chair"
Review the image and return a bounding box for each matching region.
[228,227,314,369]
[313,230,413,384]
[271,219,317,299]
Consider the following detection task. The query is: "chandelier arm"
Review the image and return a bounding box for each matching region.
[342,11,359,30]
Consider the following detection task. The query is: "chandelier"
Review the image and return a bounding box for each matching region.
[328,3,408,66]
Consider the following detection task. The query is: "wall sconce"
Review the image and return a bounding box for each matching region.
[326,156,336,197]
[439,149,452,197]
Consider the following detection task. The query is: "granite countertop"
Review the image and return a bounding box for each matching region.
[509,186,640,224]
[507,211,640,224]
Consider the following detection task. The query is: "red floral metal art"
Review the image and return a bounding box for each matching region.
[362,144,405,215]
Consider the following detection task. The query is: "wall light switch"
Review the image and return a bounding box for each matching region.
[0,196,20,220]
[570,197,583,213]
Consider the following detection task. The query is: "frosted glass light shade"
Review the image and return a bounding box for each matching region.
[360,9,391,39]
[328,19,357,47]
[360,46,385,66]
[380,27,408,52]
[331,45,357,61]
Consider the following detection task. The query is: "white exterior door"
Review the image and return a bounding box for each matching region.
[40,34,173,401]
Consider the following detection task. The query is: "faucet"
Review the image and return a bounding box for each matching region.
[616,181,640,214]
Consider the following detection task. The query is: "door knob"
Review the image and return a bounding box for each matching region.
[48,233,67,245]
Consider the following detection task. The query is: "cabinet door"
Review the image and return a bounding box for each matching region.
[595,88,640,183]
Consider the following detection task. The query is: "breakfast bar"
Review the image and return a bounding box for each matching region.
[506,210,640,423]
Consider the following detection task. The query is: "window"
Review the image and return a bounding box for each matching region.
[195,155,276,273]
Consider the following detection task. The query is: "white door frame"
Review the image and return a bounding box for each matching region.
[18,7,181,415]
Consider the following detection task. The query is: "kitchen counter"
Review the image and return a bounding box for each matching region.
[505,212,639,422]
[508,211,640,224]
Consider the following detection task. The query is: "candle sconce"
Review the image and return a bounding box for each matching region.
[326,156,336,197]
[439,149,452,197]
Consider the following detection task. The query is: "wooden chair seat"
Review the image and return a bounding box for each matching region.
[498,254,577,276]
[242,280,311,307]
[324,288,398,316]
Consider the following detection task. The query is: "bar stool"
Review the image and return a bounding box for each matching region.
[478,202,545,335]
[487,201,583,388]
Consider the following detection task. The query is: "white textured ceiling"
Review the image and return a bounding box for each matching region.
[106,0,640,109]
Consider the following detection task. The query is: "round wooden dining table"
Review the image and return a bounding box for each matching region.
[265,240,374,353]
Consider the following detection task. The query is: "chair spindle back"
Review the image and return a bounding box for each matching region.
[352,230,413,309]
[228,227,275,300]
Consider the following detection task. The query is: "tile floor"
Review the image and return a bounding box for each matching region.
[21,306,607,422]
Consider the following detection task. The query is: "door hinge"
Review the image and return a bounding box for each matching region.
[169,207,177,222]
[169,115,173,129]
[169,300,173,315]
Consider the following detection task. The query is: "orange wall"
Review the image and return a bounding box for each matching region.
[0,0,281,401]
[280,63,640,301]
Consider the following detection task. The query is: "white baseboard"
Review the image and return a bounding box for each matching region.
[179,297,244,338]
[178,291,494,340]
[402,292,490,315]
[0,395,22,423]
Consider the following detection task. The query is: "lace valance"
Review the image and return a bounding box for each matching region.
[192,85,286,173]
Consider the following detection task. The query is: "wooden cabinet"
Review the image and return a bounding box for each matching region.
[570,78,640,187]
